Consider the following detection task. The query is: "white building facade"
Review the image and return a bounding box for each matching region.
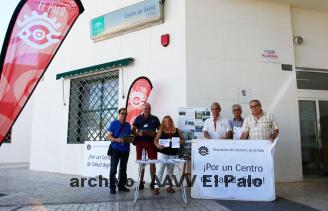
[1,0,328,182]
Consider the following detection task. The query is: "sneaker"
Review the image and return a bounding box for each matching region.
[118,186,130,192]
[139,181,145,190]
[110,188,116,194]
[153,188,160,195]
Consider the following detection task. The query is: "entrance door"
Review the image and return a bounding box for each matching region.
[297,70,328,176]
[298,97,328,176]
[319,101,328,175]
[299,100,321,175]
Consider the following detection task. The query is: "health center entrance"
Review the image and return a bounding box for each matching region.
[297,70,328,176]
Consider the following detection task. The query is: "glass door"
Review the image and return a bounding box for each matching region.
[319,101,328,175]
[298,100,322,175]
[297,70,328,176]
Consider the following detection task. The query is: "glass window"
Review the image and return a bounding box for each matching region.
[67,71,119,143]
[297,71,328,90]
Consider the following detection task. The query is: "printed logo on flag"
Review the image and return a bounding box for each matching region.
[129,90,145,108]
[17,11,62,49]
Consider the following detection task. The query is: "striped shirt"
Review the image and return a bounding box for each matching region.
[242,112,279,140]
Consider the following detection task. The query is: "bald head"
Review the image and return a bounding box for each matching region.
[143,103,151,117]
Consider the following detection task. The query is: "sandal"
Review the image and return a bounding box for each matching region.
[153,188,160,195]
[166,187,175,193]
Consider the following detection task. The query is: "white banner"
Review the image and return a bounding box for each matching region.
[191,139,277,201]
[84,141,111,178]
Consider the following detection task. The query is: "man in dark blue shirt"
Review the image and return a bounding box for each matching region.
[132,103,160,190]
[107,108,131,194]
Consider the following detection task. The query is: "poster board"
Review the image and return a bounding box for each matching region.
[191,139,277,201]
[178,107,210,159]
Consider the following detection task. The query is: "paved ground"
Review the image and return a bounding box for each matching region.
[0,163,326,211]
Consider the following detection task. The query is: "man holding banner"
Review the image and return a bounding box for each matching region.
[203,102,232,139]
[229,104,244,140]
[241,100,279,142]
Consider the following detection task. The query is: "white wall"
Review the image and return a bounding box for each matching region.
[0,97,33,163]
[29,0,186,181]
[186,0,303,182]
[292,8,328,69]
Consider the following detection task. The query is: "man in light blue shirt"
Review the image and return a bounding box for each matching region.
[229,104,244,140]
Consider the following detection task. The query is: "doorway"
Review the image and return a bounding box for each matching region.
[297,70,328,176]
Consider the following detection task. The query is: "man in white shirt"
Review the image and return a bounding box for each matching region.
[203,102,232,139]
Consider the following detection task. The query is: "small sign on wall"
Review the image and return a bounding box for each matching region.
[281,64,293,71]
[238,88,252,104]
[261,49,280,63]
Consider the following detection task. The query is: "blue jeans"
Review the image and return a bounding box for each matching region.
[110,148,129,189]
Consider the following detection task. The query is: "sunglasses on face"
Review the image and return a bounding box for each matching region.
[120,112,127,115]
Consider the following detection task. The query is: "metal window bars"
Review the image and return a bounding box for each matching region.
[67,70,119,143]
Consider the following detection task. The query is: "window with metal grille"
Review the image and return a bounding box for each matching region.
[67,70,119,143]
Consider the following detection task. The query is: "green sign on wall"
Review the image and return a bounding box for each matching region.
[90,0,164,41]
[91,16,105,37]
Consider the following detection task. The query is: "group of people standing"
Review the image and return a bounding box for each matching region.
[203,100,279,142]
[106,103,184,195]
[106,99,279,195]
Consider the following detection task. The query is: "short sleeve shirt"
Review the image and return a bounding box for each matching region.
[133,114,160,142]
[242,112,279,140]
[203,116,232,139]
[107,120,131,152]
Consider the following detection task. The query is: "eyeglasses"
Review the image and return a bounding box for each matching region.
[120,112,127,115]
[250,104,260,109]
[233,109,241,111]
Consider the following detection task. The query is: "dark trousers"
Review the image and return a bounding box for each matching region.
[110,148,129,189]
